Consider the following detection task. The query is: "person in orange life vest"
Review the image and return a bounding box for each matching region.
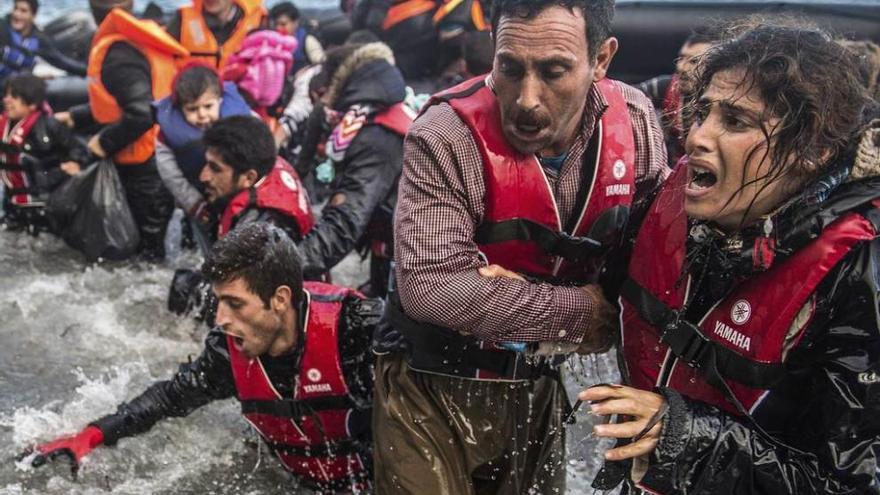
[371,0,669,492]
[167,0,266,71]
[53,0,188,262]
[0,74,89,233]
[21,222,380,494]
[153,63,252,242]
[584,22,880,494]
[636,28,713,168]
[293,42,413,297]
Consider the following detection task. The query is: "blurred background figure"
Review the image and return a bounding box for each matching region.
[269,1,325,75]
[0,0,86,86]
[637,27,713,166]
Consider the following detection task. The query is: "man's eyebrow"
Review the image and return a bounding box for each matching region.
[496,51,575,67]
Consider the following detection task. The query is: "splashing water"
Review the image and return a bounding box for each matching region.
[0,224,619,493]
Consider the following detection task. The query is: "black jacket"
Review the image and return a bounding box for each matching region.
[297,43,406,285]
[1,111,90,197]
[70,42,154,164]
[93,294,381,450]
[600,132,880,494]
[0,18,87,79]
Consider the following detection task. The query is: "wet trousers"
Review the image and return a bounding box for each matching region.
[116,159,174,261]
[372,353,567,495]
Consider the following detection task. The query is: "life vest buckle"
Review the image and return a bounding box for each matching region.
[661,318,711,368]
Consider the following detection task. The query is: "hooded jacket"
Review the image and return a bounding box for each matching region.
[296,42,407,289]
[598,119,880,494]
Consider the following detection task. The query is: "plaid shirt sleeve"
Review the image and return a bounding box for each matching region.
[393,83,668,345]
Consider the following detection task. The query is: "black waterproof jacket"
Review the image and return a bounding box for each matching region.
[598,126,880,494]
[1,112,90,196]
[297,43,406,293]
[93,294,381,453]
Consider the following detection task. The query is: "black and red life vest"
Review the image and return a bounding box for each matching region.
[426,74,635,283]
[0,109,43,207]
[619,166,878,415]
[227,281,369,491]
[218,157,315,238]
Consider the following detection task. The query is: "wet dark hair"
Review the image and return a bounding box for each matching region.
[202,222,303,308]
[202,115,277,178]
[490,0,615,60]
[269,2,300,23]
[4,74,46,107]
[15,0,38,15]
[173,64,222,107]
[683,19,870,221]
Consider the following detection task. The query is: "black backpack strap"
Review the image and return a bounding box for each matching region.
[240,396,357,417]
[619,278,786,389]
[266,437,365,457]
[474,218,603,264]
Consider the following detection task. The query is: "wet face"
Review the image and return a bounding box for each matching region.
[10,1,35,34]
[273,14,299,36]
[199,148,256,203]
[675,41,711,94]
[684,68,800,231]
[492,5,616,156]
[213,277,297,359]
[3,92,35,121]
[182,91,222,130]
[202,0,234,17]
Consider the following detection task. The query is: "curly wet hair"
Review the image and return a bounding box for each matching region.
[202,222,304,308]
[490,0,615,60]
[683,19,871,210]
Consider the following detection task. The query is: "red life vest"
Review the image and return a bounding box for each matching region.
[619,166,878,415]
[425,75,635,283]
[0,110,43,207]
[227,281,369,490]
[217,157,315,238]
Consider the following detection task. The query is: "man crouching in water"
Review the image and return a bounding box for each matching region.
[20,222,379,493]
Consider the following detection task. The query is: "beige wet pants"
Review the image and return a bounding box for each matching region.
[372,353,567,495]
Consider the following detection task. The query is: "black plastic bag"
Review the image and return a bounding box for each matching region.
[47,160,140,261]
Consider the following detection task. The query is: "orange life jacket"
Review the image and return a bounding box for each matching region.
[177,0,266,70]
[382,0,437,31]
[87,8,188,165]
[432,0,488,31]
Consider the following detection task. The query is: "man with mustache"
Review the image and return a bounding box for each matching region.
[372,0,668,492]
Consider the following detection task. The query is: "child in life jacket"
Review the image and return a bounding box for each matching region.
[153,62,252,239]
[0,74,88,233]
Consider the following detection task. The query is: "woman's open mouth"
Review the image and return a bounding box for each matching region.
[686,162,718,197]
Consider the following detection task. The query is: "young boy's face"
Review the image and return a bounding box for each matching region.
[182,91,222,130]
[3,92,36,121]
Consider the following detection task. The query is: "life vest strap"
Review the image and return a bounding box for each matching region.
[266,437,366,458]
[385,293,555,381]
[475,218,603,265]
[620,278,786,389]
[240,396,356,417]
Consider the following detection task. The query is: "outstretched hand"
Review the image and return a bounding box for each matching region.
[579,384,666,461]
[17,425,104,478]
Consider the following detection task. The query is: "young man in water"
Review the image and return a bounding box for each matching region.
[20,222,379,493]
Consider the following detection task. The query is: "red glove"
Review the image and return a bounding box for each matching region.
[20,426,104,478]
